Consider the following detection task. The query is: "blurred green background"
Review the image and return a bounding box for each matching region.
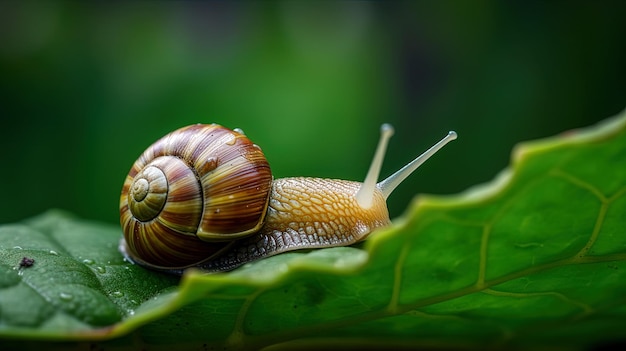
[0,1,624,225]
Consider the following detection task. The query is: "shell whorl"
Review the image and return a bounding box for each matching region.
[119,124,273,268]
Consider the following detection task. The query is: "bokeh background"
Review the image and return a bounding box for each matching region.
[1,1,624,225]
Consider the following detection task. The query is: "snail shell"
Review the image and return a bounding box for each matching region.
[119,124,272,269]
[119,123,457,274]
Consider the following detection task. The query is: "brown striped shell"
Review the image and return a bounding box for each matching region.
[119,124,273,269]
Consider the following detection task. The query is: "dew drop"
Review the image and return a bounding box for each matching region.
[49,250,59,256]
[82,259,94,265]
[110,291,124,298]
[224,133,236,145]
[12,246,22,250]
[233,127,245,135]
[59,292,73,301]
[95,266,106,274]
[127,309,136,316]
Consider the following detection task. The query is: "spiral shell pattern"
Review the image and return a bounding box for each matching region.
[119,124,273,268]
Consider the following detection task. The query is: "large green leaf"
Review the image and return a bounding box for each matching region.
[1,110,626,350]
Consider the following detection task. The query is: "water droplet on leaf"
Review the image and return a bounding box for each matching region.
[59,292,73,301]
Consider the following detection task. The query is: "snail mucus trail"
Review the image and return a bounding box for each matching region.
[119,123,457,275]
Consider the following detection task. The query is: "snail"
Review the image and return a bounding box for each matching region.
[119,123,457,274]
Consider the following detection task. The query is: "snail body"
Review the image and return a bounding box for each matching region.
[119,123,457,274]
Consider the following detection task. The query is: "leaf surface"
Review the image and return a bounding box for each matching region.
[1,110,626,350]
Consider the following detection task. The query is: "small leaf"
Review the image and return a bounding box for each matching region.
[1,110,626,350]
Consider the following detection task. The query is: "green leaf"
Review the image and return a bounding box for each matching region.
[1,109,626,350]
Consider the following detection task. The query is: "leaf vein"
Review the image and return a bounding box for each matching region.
[387,239,411,314]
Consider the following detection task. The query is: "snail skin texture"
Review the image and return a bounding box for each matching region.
[119,123,457,274]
